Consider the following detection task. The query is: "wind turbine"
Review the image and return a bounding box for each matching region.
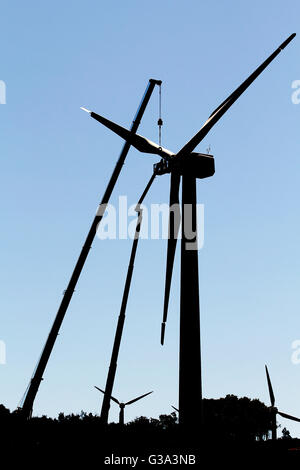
[265,365,300,440]
[82,34,296,431]
[95,386,153,425]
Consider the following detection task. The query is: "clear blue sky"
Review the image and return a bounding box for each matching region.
[1,0,300,437]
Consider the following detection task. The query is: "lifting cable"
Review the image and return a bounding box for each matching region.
[157,83,163,147]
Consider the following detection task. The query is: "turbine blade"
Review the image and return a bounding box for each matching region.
[80,106,91,114]
[278,411,300,422]
[94,386,119,405]
[84,110,174,158]
[125,391,153,406]
[265,365,275,407]
[177,34,296,156]
[172,406,179,412]
[161,172,181,345]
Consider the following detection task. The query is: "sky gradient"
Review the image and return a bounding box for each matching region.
[1,0,300,437]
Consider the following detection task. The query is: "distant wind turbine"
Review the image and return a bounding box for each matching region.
[94,386,153,425]
[265,365,300,440]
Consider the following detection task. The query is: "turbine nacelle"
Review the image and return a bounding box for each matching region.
[154,153,215,179]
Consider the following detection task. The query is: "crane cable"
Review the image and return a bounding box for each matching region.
[157,83,163,147]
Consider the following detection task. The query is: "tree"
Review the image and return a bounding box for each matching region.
[281,427,292,439]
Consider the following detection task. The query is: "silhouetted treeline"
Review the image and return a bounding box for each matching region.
[1,396,299,465]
